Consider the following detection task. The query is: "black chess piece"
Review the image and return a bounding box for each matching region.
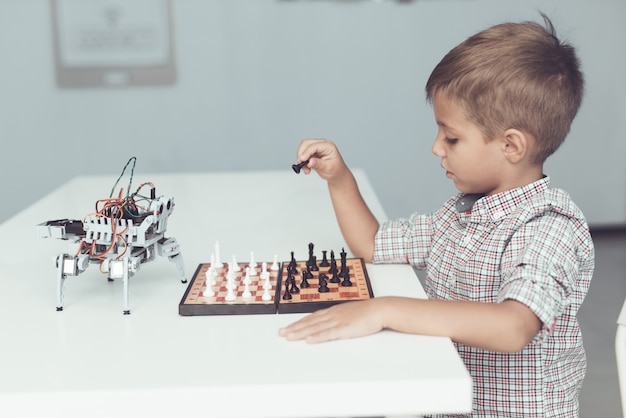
[310,255,319,271]
[330,268,340,284]
[339,263,350,279]
[307,243,314,264]
[338,248,348,277]
[300,272,310,288]
[282,279,293,300]
[292,160,309,174]
[320,250,330,267]
[289,251,299,274]
[289,275,300,294]
[318,274,329,293]
[329,257,338,276]
[304,265,314,280]
[341,271,353,287]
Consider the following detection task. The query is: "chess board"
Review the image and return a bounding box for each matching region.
[178,262,281,315]
[178,256,374,316]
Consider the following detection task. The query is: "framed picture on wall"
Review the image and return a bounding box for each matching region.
[51,0,176,88]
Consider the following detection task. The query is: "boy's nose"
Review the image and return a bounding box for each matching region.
[432,135,445,157]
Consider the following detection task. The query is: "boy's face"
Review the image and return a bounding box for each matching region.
[431,92,509,196]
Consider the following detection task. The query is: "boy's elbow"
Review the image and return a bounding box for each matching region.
[498,333,536,353]
[497,300,542,353]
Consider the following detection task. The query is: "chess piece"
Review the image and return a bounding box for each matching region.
[318,274,329,293]
[341,273,353,287]
[231,255,241,271]
[307,242,315,267]
[225,280,236,301]
[262,286,272,301]
[291,159,309,174]
[206,265,217,286]
[310,255,319,272]
[249,251,258,269]
[260,262,269,281]
[204,281,215,297]
[270,254,280,271]
[320,250,330,267]
[242,281,252,298]
[213,241,223,268]
[263,273,272,290]
[289,275,300,294]
[289,251,298,274]
[300,271,311,289]
[226,269,236,290]
[282,280,293,300]
[329,251,337,275]
[243,267,252,285]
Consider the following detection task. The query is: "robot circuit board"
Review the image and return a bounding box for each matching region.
[178,245,374,316]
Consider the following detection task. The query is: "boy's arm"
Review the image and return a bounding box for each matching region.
[296,139,379,261]
[279,296,541,353]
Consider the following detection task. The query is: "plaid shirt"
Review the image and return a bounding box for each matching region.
[373,176,594,417]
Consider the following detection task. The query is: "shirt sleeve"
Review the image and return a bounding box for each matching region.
[497,212,581,343]
[373,211,436,269]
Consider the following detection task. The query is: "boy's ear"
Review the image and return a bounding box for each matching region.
[501,128,531,164]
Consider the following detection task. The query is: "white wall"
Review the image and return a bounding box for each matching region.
[1,0,624,226]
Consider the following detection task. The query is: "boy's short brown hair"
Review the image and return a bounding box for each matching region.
[425,14,584,164]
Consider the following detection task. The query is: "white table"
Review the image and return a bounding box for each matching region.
[0,170,471,418]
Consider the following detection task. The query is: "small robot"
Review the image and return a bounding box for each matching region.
[36,158,187,314]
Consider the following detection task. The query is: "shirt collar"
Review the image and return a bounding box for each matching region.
[458,176,551,222]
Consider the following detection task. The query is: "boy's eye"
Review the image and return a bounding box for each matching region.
[445,137,458,144]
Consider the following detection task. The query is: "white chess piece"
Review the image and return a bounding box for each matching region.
[213,241,223,268]
[242,281,252,298]
[249,251,258,269]
[243,267,252,285]
[204,282,215,297]
[225,285,236,301]
[263,273,272,290]
[226,268,236,290]
[270,254,279,271]
[262,286,271,301]
[248,254,257,276]
[231,255,241,272]
[260,262,270,281]
[206,265,217,286]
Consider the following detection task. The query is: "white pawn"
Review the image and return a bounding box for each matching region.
[242,280,252,299]
[249,251,258,269]
[213,242,223,268]
[225,285,236,301]
[231,255,241,272]
[248,253,257,276]
[243,267,252,285]
[226,268,236,290]
[210,267,218,285]
[260,262,270,281]
[204,282,215,297]
[205,265,217,286]
[263,272,272,290]
[262,286,271,301]
[270,254,279,271]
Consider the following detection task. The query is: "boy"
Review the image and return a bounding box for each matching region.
[279,15,594,417]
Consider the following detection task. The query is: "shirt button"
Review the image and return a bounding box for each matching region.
[493,210,505,220]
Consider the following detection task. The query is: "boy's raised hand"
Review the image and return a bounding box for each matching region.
[296,138,349,182]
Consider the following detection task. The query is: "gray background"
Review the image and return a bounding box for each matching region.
[1,0,624,226]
